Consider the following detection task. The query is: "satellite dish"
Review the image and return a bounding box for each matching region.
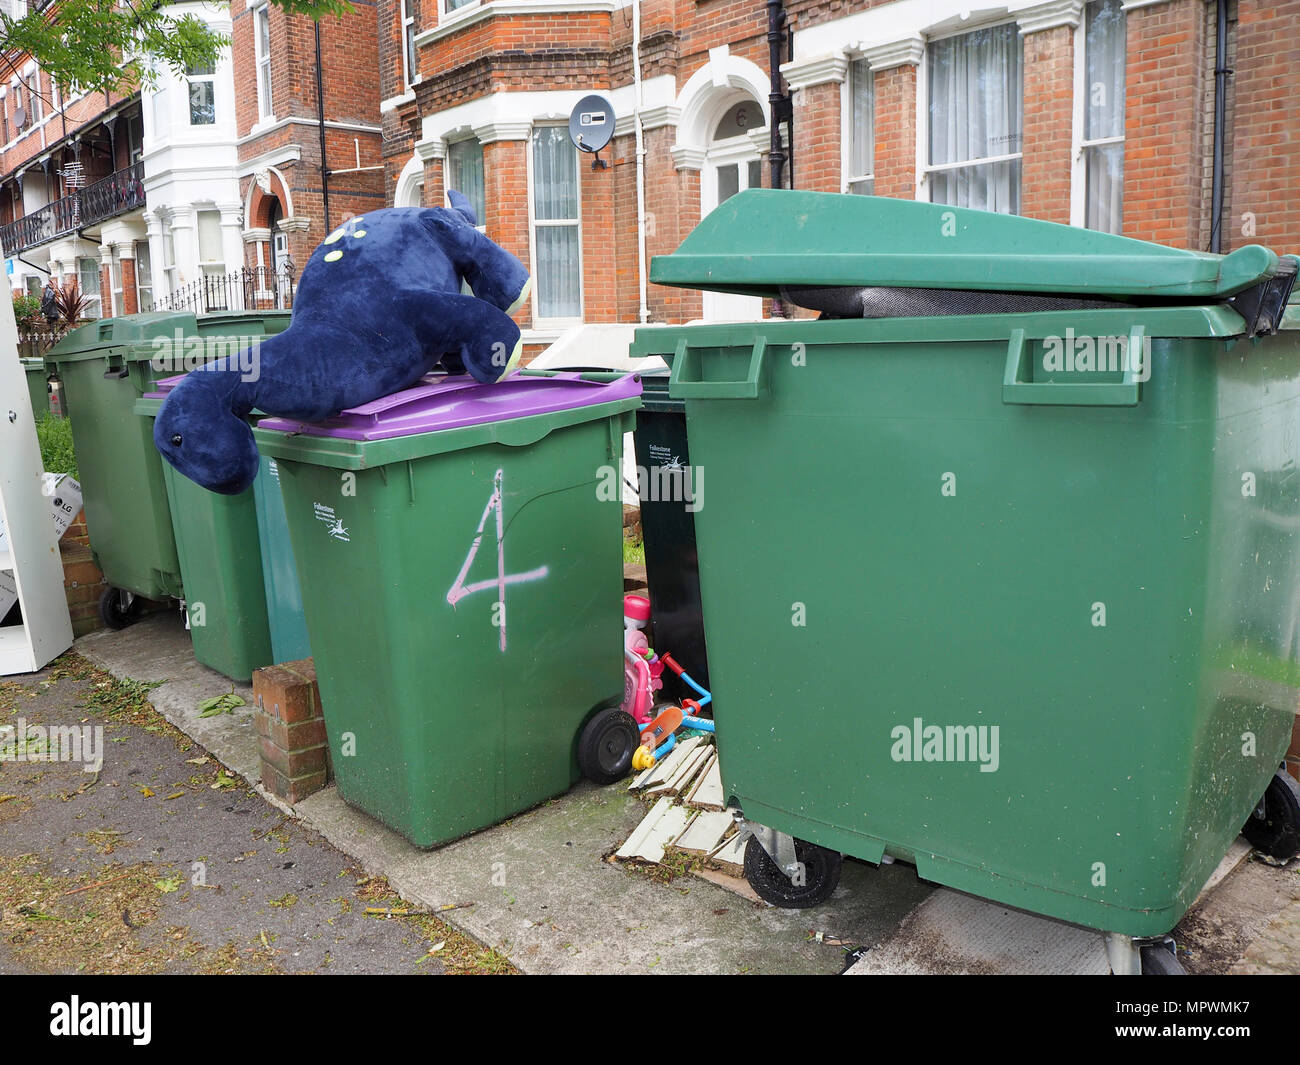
[568,95,615,155]
[13,107,27,129]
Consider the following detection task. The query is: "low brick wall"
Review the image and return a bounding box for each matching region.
[60,509,106,637]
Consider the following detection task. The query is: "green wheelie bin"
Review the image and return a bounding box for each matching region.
[253,455,313,665]
[21,357,49,419]
[135,376,273,683]
[44,311,290,628]
[254,370,642,848]
[632,190,1300,968]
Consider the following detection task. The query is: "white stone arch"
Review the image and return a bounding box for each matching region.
[394,152,426,208]
[670,49,772,170]
[243,164,295,228]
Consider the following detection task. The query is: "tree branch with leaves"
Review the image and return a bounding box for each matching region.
[0,0,355,101]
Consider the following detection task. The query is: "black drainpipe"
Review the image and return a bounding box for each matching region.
[1210,0,1230,253]
[315,23,332,232]
[766,0,792,191]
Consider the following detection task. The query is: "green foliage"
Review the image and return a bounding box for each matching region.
[35,412,77,479]
[12,294,41,332]
[0,0,356,98]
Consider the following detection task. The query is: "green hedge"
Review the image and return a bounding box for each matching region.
[36,413,78,479]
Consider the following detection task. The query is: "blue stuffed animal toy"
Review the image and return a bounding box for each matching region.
[153,192,531,495]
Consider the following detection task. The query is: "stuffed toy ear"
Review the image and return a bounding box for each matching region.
[448,189,478,227]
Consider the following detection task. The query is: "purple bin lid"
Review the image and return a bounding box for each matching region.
[142,372,186,400]
[257,371,642,441]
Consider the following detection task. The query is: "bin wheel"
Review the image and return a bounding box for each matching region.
[743,836,843,909]
[578,708,638,785]
[1242,770,1300,862]
[1140,943,1186,976]
[98,587,137,631]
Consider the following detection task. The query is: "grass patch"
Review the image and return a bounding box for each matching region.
[35,412,77,479]
[623,538,645,566]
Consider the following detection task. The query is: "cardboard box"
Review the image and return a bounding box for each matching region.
[0,473,82,554]
[0,569,16,621]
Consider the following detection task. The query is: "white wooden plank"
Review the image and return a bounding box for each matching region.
[647,743,711,797]
[681,751,716,806]
[672,810,734,856]
[687,756,724,811]
[708,831,749,877]
[628,735,703,792]
[615,797,695,863]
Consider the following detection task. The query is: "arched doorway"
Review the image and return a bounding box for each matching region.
[700,96,764,321]
[266,198,291,307]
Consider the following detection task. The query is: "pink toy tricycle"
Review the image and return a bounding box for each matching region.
[576,594,667,785]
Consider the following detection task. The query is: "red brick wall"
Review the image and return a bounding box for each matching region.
[793,81,842,193]
[120,258,138,315]
[1123,0,1208,250]
[482,139,532,329]
[1229,0,1300,255]
[873,65,917,200]
[233,0,384,255]
[1021,25,1075,225]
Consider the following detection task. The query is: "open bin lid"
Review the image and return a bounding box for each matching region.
[257,371,643,441]
[650,190,1298,325]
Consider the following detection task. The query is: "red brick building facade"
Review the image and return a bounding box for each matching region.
[374,0,1298,347]
[231,0,385,285]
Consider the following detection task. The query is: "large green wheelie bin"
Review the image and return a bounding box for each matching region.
[254,371,642,848]
[21,357,48,419]
[135,376,273,683]
[632,190,1300,961]
[44,311,290,628]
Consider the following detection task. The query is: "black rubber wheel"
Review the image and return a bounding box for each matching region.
[98,587,136,631]
[743,835,843,909]
[1242,770,1300,861]
[1140,943,1186,975]
[577,708,638,785]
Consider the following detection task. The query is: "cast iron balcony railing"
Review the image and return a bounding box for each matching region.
[0,160,146,257]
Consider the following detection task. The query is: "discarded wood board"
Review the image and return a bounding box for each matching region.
[686,755,724,811]
[681,751,716,806]
[707,831,749,877]
[693,865,764,903]
[615,797,695,864]
[647,742,712,798]
[628,735,704,792]
[671,810,733,856]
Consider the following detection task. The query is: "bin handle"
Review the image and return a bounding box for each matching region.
[1002,327,1144,407]
[103,353,130,380]
[669,336,769,400]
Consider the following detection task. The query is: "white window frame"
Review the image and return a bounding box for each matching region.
[916,19,1024,207]
[444,0,476,15]
[527,123,583,327]
[253,4,274,120]
[110,248,125,317]
[186,62,216,126]
[25,69,41,124]
[445,134,486,229]
[78,257,101,319]
[400,0,418,88]
[843,56,875,195]
[134,239,153,313]
[1071,0,1126,230]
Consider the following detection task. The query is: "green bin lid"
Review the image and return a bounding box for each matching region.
[45,310,292,364]
[650,190,1296,302]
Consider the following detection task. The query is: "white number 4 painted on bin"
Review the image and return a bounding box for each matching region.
[446,468,549,652]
